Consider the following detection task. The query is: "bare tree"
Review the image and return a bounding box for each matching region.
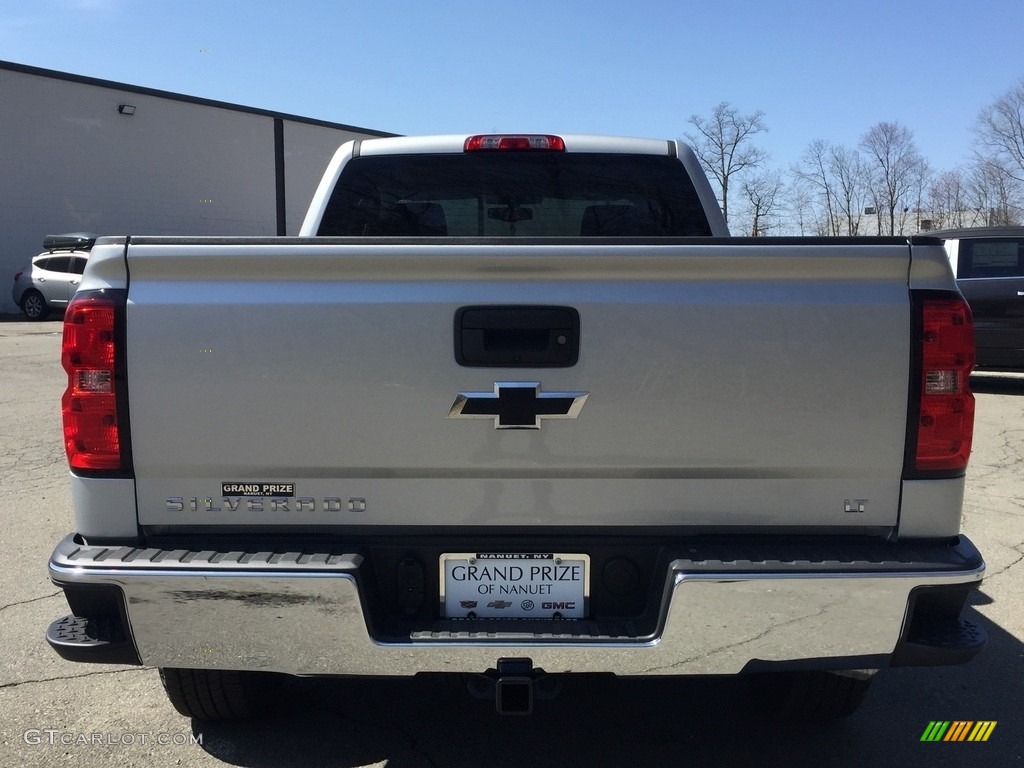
[685,102,768,226]
[967,158,1022,226]
[859,122,929,235]
[792,140,839,235]
[971,80,1024,223]
[927,169,970,230]
[829,145,871,235]
[740,170,785,236]
[784,179,817,235]
[791,140,870,235]
[975,78,1024,184]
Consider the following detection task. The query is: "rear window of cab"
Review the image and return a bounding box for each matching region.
[318,153,713,238]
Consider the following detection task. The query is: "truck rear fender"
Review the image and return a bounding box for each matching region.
[899,242,975,538]
[63,237,138,541]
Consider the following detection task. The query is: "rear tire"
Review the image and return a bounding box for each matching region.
[21,290,49,321]
[159,668,276,721]
[746,669,875,720]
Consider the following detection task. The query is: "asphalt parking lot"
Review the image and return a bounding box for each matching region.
[0,317,1021,767]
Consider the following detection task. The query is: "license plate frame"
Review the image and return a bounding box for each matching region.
[439,552,590,619]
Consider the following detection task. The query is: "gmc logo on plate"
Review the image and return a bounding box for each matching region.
[541,601,576,610]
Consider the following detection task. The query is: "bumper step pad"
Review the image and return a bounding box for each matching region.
[46,615,141,665]
[892,617,987,666]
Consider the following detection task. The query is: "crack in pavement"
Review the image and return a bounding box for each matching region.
[321,699,442,768]
[0,591,61,613]
[637,597,844,676]
[983,541,1024,580]
[0,666,147,692]
[392,723,442,768]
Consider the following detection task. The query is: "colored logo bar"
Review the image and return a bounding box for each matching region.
[921,721,997,742]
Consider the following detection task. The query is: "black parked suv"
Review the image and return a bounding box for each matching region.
[932,227,1024,370]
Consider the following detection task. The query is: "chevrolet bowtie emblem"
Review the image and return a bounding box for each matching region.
[448,382,589,430]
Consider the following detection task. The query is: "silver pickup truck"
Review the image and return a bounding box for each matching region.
[46,134,985,720]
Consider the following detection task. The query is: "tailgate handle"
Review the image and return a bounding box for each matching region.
[455,306,580,367]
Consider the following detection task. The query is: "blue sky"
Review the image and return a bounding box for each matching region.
[2,0,1022,175]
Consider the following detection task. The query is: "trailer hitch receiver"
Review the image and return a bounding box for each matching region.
[467,657,562,715]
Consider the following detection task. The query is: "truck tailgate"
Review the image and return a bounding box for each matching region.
[125,239,911,531]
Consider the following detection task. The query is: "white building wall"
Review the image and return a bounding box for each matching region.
[0,63,388,313]
[283,121,363,236]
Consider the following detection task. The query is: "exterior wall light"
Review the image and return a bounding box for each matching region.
[117,104,136,115]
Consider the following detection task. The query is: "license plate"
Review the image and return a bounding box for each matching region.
[440,553,590,619]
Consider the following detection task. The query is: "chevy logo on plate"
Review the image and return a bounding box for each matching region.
[447,381,588,430]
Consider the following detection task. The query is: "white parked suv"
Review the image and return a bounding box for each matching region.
[11,233,96,320]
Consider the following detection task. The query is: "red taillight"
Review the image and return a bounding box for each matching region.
[14,271,23,282]
[62,294,122,471]
[464,134,566,152]
[914,298,975,472]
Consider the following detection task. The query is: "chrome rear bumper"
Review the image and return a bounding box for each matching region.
[47,534,986,676]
